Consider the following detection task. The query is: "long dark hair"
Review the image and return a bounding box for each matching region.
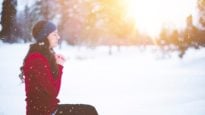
[19,39,59,82]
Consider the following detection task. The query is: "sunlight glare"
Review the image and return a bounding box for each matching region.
[123,0,196,37]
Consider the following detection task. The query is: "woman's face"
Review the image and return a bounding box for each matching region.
[47,30,60,48]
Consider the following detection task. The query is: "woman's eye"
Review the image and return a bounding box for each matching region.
[53,33,57,36]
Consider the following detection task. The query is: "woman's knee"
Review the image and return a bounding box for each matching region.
[55,104,98,115]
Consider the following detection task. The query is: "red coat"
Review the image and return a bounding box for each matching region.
[23,52,63,115]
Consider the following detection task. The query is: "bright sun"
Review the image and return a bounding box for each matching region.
[122,0,196,38]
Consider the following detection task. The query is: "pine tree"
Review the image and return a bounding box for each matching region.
[195,0,205,46]
[0,0,17,42]
[197,0,205,28]
[31,0,59,21]
[17,5,33,42]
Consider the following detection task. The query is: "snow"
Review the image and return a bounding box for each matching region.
[0,42,205,115]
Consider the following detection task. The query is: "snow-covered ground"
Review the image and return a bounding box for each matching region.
[0,42,205,115]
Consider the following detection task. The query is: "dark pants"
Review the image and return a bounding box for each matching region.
[54,104,98,115]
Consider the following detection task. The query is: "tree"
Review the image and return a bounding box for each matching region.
[197,0,205,28]
[56,0,144,46]
[196,0,205,46]
[17,5,34,42]
[58,0,89,45]
[0,0,18,42]
[82,0,134,45]
[57,0,74,44]
[31,0,59,20]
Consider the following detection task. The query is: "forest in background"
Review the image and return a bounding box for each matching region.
[0,0,205,58]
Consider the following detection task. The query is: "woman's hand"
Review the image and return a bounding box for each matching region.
[55,54,66,65]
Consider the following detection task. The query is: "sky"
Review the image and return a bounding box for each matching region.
[123,0,198,37]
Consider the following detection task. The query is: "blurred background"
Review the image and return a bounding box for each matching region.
[0,0,205,115]
[0,0,205,57]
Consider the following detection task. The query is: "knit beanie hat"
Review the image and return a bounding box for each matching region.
[32,20,57,42]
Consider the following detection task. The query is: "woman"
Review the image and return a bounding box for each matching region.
[20,20,98,115]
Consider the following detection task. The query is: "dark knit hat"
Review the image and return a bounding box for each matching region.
[32,20,57,42]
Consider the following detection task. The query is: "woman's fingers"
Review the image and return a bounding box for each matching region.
[55,54,65,61]
[55,54,66,65]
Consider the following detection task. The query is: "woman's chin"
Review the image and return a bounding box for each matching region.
[53,44,58,48]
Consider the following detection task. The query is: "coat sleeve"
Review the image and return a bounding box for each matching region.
[26,57,63,97]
